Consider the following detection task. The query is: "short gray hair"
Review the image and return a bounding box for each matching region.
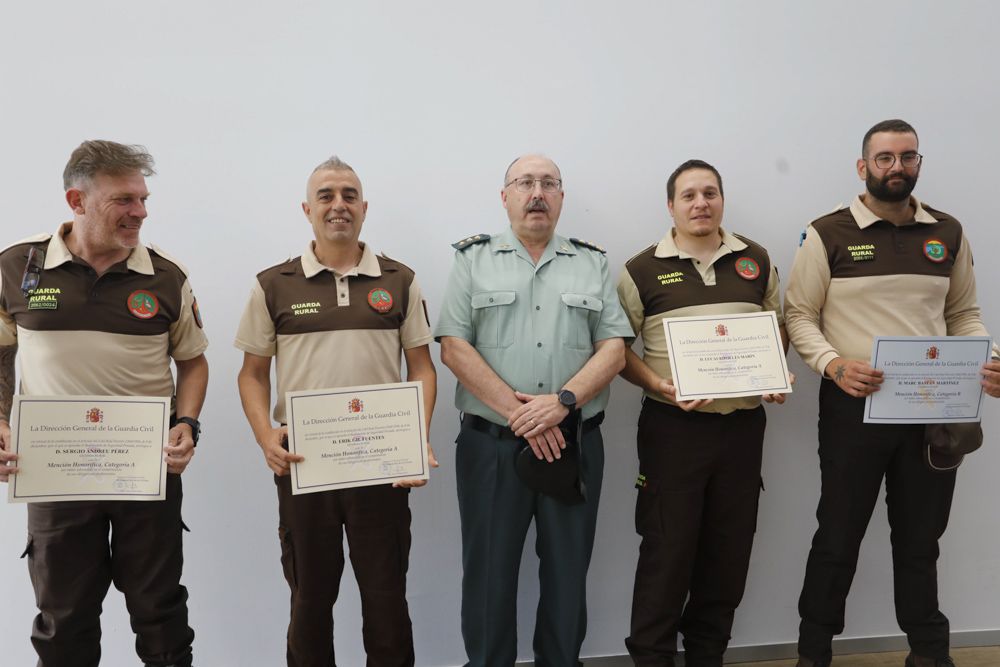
[63,140,155,191]
[312,155,355,174]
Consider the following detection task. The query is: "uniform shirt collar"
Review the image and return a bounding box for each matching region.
[653,227,746,260]
[492,227,575,256]
[46,221,155,275]
[301,241,382,279]
[850,194,937,229]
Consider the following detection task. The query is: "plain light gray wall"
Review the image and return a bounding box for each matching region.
[2,1,999,664]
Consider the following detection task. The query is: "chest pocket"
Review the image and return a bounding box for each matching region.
[471,291,516,349]
[561,293,602,350]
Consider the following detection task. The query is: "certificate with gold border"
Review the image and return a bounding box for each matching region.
[285,381,428,495]
[7,396,170,503]
[864,336,991,424]
[663,311,791,401]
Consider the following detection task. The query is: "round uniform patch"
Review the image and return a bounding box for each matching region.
[734,257,760,280]
[127,290,159,319]
[368,288,393,313]
[192,298,203,328]
[923,238,948,263]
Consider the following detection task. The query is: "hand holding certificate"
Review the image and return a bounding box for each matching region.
[864,336,992,424]
[285,381,429,495]
[7,396,170,503]
[662,311,792,402]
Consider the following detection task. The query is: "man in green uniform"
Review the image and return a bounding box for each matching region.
[435,154,632,666]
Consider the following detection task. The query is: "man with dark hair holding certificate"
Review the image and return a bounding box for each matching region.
[235,156,437,667]
[617,159,789,667]
[785,119,1000,667]
[0,140,209,667]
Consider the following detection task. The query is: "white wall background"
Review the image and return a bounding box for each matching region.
[2,1,999,664]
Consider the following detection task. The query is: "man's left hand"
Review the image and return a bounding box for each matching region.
[393,442,440,488]
[165,422,197,474]
[982,360,1000,398]
[509,392,570,439]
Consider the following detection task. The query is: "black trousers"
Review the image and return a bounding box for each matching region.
[275,475,413,667]
[797,380,957,662]
[25,473,193,667]
[626,400,765,667]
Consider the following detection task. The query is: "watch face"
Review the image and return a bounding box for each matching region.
[559,390,576,407]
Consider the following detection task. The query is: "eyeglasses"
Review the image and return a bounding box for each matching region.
[504,177,563,193]
[870,152,922,169]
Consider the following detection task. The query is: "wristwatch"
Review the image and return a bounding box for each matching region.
[175,416,201,446]
[557,389,577,411]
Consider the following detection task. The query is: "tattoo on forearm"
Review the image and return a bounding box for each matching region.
[834,364,846,382]
[0,344,16,421]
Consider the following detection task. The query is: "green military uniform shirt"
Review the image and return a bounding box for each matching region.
[435,227,633,425]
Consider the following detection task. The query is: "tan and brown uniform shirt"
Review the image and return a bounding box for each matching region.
[617,229,782,415]
[234,242,433,424]
[0,223,208,399]
[784,195,997,377]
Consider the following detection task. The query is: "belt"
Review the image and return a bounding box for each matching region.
[462,412,604,440]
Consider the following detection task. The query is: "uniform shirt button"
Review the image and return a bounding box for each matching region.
[582,300,588,305]
[537,382,543,388]
[537,342,542,347]
[535,305,540,310]
[489,298,494,303]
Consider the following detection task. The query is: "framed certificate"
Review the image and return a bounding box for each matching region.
[285,381,428,494]
[7,396,170,503]
[662,311,791,401]
[864,336,992,424]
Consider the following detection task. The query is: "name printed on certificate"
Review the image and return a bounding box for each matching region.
[864,336,992,424]
[8,396,170,503]
[286,381,428,495]
[663,311,792,402]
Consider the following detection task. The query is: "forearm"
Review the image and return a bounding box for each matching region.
[620,346,662,394]
[440,337,520,420]
[405,351,437,434]
[0,344,17,422]
[174,354,208,420]
[564,338,625,407]
[237,368,277,445]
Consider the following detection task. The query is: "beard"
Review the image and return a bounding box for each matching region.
[866,170,917,203]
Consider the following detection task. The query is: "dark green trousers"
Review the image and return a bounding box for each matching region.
[455,416,604,667]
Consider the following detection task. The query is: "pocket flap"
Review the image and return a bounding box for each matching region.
[472,291,516,308]
[561,293,603,311]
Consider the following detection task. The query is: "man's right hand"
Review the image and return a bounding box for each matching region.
[524,426,566,463]
[259,426,304,476]
[825,357,883,397]
[0,419,18,482]
[655,378,714,412]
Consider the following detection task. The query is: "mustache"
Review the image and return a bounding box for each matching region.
[526,198,549,213]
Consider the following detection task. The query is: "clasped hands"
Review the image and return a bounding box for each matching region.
[508,392,570,463]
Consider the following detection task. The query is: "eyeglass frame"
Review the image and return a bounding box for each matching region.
[868,152,923,170]
[504,177,563,193]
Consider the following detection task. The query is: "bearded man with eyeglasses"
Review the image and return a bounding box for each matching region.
[785,119,1000,667]
[435,154,632,666]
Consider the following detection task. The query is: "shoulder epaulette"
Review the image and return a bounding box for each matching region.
[569,238,607,253]
[809,203,848,226]
[1,233,51,255]
[452,234,491,250]
[379,253,414,273]
[149,244,191,276]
